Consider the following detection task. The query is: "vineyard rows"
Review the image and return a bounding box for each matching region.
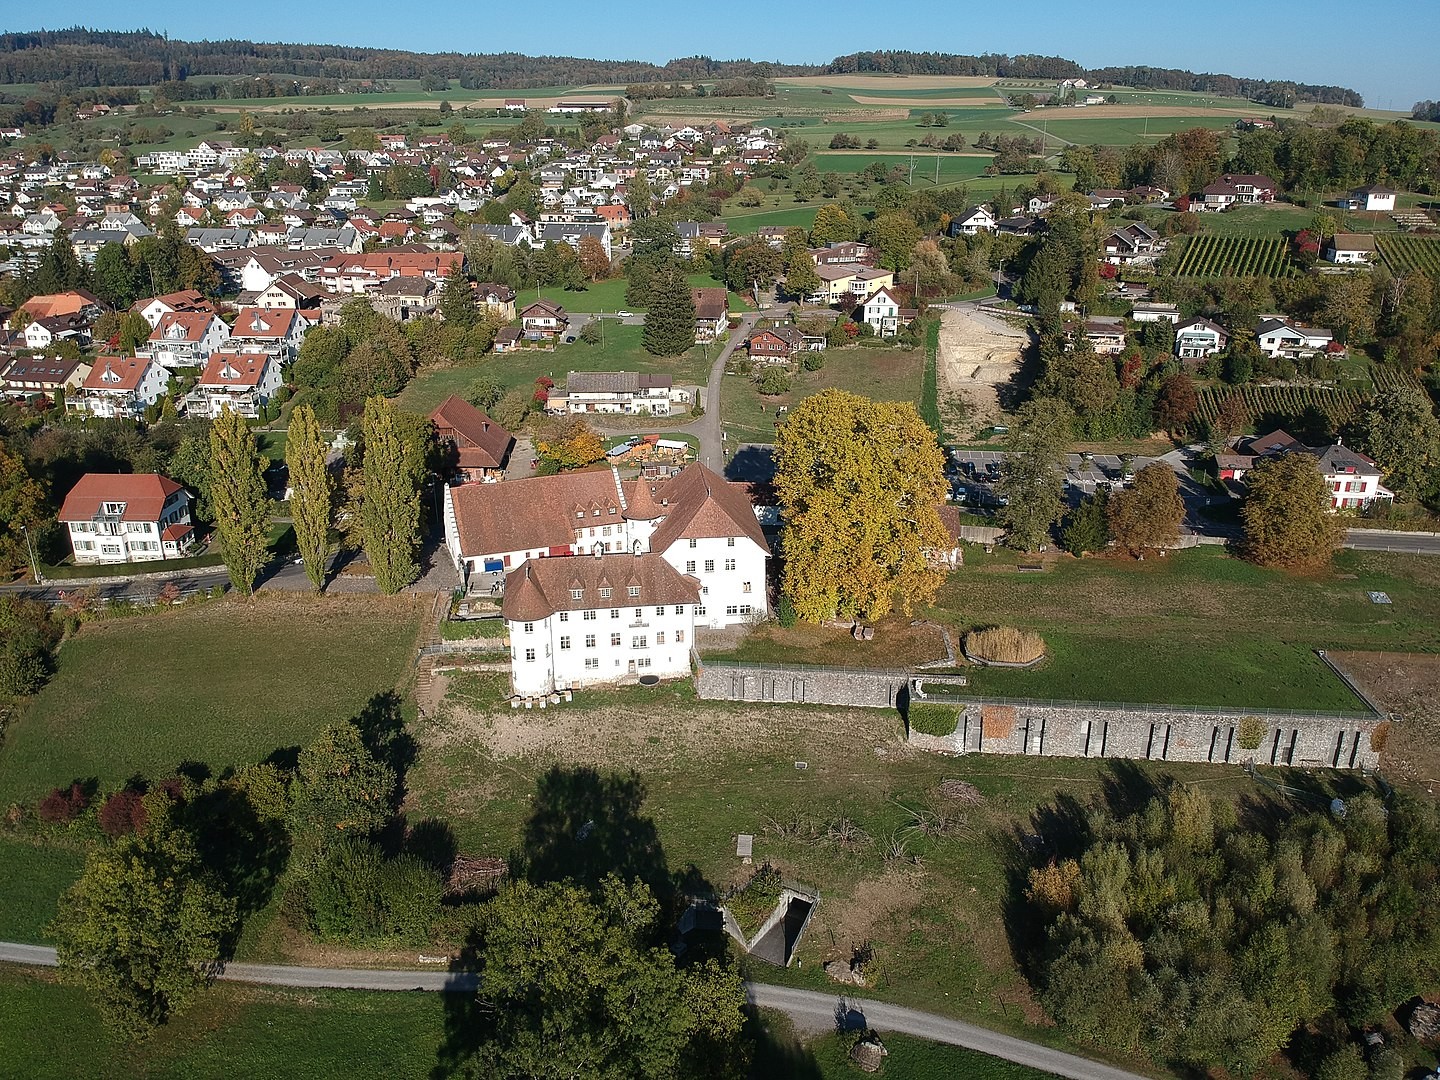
[1172,235,1294,278]
[1195,384,1365,428]
[1377,234,1440,274]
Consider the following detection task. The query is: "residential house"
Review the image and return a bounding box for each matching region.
[692,287,729,343]
[1082,316,1127,355]
[1215,429,1393,511]
[431,395,515,482]
[950,206,997,235]
[1325,233,1376,265]
[253,274,326,315]
[859,286,916,337]
[1255,316,1333,359]
[502,552,700,696]
[132,290,216,329]
[443,460,769,629]
[23,314,91,351]
[59,473,195,564]
[71,356,169,418]
[520,299,569,341]
[374,276,438,321]
[141,310,230,369]
[1198,174,1277,211]
[554,371,684,416]
[476,283,517,322]
[15,289,104,323]
[814,264,894,305]
[746,326,807,363]
[1345,186,1396,213]
[1130,302,1181,324]
[0,354,92,400]
[188,352,283,419]
[1174,317,1229,359]
[229,306,306,360]
[1103,222,1164,266]
[186,227,251,252]
[808,241,877,266]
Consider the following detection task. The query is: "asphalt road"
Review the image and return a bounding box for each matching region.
[1344,529,1440,555]
[0,942,1146,1079]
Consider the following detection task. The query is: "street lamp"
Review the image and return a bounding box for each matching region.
[21,524,42,585]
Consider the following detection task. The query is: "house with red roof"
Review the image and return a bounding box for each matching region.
[141,310,231,369]
[59,473,194,564]
[132,289,216,330]
[431,395,515,482]
[71,356,168,418]
[189,353,284,419]
[228,306,306,360]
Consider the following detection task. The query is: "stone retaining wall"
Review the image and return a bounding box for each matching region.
[694,662,968,709]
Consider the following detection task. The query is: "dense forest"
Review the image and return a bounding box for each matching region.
[827,50,1362,108]
[0,29,811,90]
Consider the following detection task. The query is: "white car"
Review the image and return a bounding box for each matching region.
[615,310,633,318]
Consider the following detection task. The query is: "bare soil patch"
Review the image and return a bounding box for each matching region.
[1332,651,1440,789]
[937,308,1028,437]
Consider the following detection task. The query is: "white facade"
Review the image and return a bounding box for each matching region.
[143,314,230,369]
[1256,318,1333,359]
[655,535,765,630]
[508,601,695,696]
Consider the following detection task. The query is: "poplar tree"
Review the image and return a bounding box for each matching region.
[208,407,270,596]
[285,404,334,592]
[360,396,422,595]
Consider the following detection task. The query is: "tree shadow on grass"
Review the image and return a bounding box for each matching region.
[351,691,417,810]
[513,764,673,914]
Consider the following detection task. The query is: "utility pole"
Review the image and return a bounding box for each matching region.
[21,524,41,585]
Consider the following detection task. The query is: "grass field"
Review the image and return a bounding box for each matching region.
[811,152,995,186]
[396,321,712,414]
[509,274,751,315]
[0,595,424,806]
[0,838,85,942]
[721,345,925,445]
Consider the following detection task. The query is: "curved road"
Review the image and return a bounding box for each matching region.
[0,942,1144,1080]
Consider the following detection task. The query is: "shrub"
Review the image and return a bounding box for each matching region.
[1237,715,1267,750]
[965,626,1045,664]
[38,783,89,825]
[907,703,958,737]
[727,863,783,935]
[776,596,797,628]
[306,836,444,944]
[756,367,791,396]
[98,790,149,837]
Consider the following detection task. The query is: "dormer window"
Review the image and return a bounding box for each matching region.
[570,588,583,600]
[598,587,612,599]
[103,502,125,515]
[627,585,640,597]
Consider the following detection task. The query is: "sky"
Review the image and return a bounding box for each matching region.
[18,0,1440,111]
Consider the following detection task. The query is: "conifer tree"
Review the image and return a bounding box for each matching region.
[641,266,696,357]
[286,404,334,592]
[208,407,270,596]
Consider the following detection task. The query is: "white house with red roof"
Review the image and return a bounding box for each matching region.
[443,461,769,629]
[141,310,231,369]
[70,356,168,418]
[59,473,194,564]
[189,353,283,419]
[132,290,217,330]
[859,286,916,337]
[228,306,305,360]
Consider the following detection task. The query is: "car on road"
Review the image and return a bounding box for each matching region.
[615,310,633,318]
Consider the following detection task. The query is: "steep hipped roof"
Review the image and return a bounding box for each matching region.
[501,552,699,622]
[430,395,514,470]
[449,469,622,556]
[59,473,185,523]
[642,463,767,551]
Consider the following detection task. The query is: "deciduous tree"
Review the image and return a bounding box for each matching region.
[809,203,858,246]
[359,396,422,595]
[998,399,1072,551]
[775,390,948,623]
[208,407,270,595]
[1106,464,1186,556]
[1241,453,1345,569]
[784,253,821,301]
[1348,386,1440,503]
[1154,373,1199,436]
[285,404,334,591]
[292,722,396,838]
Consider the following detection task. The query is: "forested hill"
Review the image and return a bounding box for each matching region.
[827,50,1363,108]
[0,29,816,89]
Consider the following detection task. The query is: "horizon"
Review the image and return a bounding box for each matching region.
[5,0,1437,112]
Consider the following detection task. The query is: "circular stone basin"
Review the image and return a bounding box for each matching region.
[638,674,660,686]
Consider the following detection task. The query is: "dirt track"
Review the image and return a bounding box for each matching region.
[937,308,1028,437]
[849,94,1006,107]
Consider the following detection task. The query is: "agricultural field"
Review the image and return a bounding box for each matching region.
[1194,384,1366,431]
[1377,233,1440,273]
[1172,233,1295,277]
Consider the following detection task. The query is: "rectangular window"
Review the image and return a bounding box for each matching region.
[686,560,696,573]
[627,585,640,597]
[636,657,651,668]
[602,526,611,536]
[726,605,738,615]
[610,633,621,646]
[585,634,596,647]
[676,629,686,643]
[688,539,697,548]
[610,608,620,619]
[656,632,666,645]
[696,605,706,616]
[584,657,599,669]
[559,636,571,650]
[523,622,535,633]
[570,588,583,600]
[655,606,665,616]
[583,610,597,621]
[599,587,612,599]
[558,611,568,622]
[740,605,752,615]
[742,582,752,594]
[724,559,735,571]
[673,605,684,615]
[704,560,714,572]
[524,648,536,662]
[632,636,647,649]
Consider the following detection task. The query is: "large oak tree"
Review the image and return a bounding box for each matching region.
[1241,453,1345,569]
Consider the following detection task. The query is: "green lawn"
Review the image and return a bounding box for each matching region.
[0,838,85,942]
[397,322,712,414]
[807,1031,1057,1078]
[1018,114,1242,146]
[256,430,288,460]
[721,345,924,445]
[722,204,824,235]
[0,595,423,806]
[510,275,752,314]
[810,152,995,185]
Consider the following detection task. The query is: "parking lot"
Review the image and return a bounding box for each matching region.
[948,449,1215,512]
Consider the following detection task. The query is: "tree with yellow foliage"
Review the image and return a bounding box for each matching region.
[775,390,949,624]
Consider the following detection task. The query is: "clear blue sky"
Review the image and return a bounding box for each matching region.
[22,0,1440,111]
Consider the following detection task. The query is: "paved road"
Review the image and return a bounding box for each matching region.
[1344,529,1440,555]
[704,310,760,470]
[0,942,1144,1079]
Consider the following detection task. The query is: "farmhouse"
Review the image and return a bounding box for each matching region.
[746,325,808,363]
[552,371,683,416]
[59,473,194,564]
[1345,185,1396,213]
[520,299,569,340]
[431,395,514,482]
[691,287,729,343]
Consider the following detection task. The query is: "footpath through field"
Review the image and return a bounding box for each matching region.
[0,941,1147,1080]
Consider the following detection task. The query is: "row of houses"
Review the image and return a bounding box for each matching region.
[1084,306,1338,362]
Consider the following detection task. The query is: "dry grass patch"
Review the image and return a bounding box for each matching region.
[965,627,1046,665]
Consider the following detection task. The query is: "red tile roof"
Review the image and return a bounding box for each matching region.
[83,356,152,392]
[198,352,269,389]
[450,469,622,556]
[150,310,220,343]
[501,552,699,621]
[641,463,767,550]
[430,395,514,471]
[231,307,298,339]
[59,473,185,523]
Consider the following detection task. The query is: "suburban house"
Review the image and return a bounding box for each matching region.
[1215,429,1393,511]
[808,241,877,266]
[950,206,997,235]
[552,371,684,416]
[22,314,91,351]
[1130,302,1181,324]
[431,395,515,482]
[1082,316,1127,355]
[692,287,729,343]
[141,310,231,369]
[443,461,769,629]
[373,276,438,322]
[814,264,894,305]
[502,552,700,696]
[59,473,195,564]
[859,286,916,337]
[0,355,91,400]
[1255,317,1334,359]
[1103,222,1165,266]
[520,299,569,341]
[1198,174,1278,211]
[228,306,306,360]
[12,289,104,325]
[1174,317,1230,359]
[746,326,808,363]
[1345,186,1397,213]
[132,289,216,329]
[70,356,169,418]
[476,283,517,322]
[187,353,284,419]
[1325,233,1377,265]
